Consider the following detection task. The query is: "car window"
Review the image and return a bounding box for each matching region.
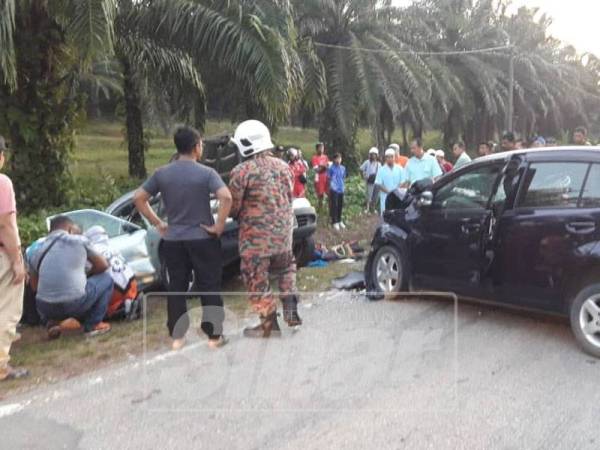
[62,210,138,238]
[581,164,600,209]
[433,165,502,210]
[518,163,588,209]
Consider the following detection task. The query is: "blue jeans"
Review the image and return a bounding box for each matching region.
[37,272,113,332]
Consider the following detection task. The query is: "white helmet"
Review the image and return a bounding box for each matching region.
[231,120,275,158]
[288,147,298,158]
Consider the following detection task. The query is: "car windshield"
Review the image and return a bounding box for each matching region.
[54,210,139,238]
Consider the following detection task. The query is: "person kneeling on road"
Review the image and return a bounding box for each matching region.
[229,120,302,338]
[29,216,112,339]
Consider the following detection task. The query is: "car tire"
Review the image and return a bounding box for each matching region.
[371,245,406,295]
[294,236,315,268]
[569,283,600,358]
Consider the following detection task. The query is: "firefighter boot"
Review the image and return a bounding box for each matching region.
[282,295,303,327]
[243,312,282,338]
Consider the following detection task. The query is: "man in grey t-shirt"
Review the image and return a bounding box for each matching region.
[30,216,113,338]
[135,126,232,350]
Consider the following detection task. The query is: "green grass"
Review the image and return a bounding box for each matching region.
[71,120,442,181]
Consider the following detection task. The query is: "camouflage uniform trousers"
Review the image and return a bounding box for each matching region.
[240,251,297,317]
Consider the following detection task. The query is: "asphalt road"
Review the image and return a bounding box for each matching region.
[1,290,599,449]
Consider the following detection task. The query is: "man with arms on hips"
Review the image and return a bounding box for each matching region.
[135,126,232,350]
[229,120,302,338]
[404,138,443,186]
[0,136,28,381]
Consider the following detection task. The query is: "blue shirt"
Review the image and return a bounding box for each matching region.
[328,164,346,193]
[406,154,443,184]
[375,164,407,214]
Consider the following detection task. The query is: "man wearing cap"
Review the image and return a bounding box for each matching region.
[0,136,28,381]
[135,126,232,350]
[375,148,407,215]
[229,120,302,338]
[288,148,308,198]
[360,148,381,213]
[404,138,443,186]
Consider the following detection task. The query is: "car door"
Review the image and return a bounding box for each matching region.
[490,161,592,311]
[410,162,504,296]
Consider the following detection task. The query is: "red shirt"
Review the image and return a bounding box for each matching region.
[289,160,307,198]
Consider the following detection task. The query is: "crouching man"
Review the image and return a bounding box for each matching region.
[229,120,302,338]
[30,216,112,339]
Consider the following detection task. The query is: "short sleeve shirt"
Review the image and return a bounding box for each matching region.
[0,174,18,248]
[143,160,225,241]
[406,154,443,184]
[30,230,100,303]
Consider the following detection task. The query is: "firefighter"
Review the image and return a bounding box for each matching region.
[229,120,302,338]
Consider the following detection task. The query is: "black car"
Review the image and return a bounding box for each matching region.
[365,147,600,357]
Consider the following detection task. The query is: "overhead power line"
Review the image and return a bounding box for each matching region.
[313,42,513,56]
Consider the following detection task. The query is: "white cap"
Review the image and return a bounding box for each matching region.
[426,148,437,157]
[231,120,275,158]
[435,149,445,158]
[389,143,400,152]
[369,147,379,155]
[385,148,396,157]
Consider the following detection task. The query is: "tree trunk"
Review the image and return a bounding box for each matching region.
[318,106,358,170]
[0,0,78,212]
[194,92,207,133]
[120,54,147,179]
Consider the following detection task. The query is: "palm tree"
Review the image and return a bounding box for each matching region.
[293,0,457,164]
[0,0,117,211]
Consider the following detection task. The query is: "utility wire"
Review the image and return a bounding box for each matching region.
[314,42,513,56]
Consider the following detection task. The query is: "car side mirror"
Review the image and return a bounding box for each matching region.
[417,191,433,208]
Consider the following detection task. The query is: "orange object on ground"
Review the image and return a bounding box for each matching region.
[107,279,138,318]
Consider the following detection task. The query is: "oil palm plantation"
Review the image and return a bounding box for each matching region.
[0,0,308,207]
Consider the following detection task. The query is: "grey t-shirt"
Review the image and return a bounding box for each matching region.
[142,160,226,241]
[30,230,99,303]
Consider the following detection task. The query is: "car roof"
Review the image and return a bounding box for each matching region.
[476,146,600,164]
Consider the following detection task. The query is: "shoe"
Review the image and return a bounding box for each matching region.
[171,338,186,351]
[333,223,341,231]
[0,366,29,382]
[60,318,82,334]
[85,322,111,337]
[340,222,347,230]
[282,295,302,327]
[47,321,61,340]
[208,336,229,349]
[243,312,282,338]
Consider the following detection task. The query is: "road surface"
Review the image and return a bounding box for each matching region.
[1,291,599,449]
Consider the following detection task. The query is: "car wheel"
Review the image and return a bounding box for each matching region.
[294,236,315,268]
[570,283,600,358]
[371,245,405,294]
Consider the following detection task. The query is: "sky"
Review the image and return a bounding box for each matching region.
[392,0,600,56]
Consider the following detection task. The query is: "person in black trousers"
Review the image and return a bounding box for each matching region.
[327,153,347,231]
[135,127,232,350]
